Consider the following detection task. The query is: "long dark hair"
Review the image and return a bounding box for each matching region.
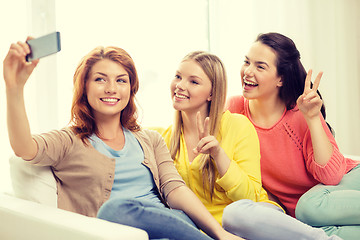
[256,32,333,134]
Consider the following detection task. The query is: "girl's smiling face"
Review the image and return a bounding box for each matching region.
[86,59,130,121]
[171,59,212,115]
[241,41,283,101]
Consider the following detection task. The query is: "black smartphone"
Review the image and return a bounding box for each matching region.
[26,31,61,62]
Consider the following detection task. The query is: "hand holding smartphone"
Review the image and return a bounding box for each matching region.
[26,31,61,62]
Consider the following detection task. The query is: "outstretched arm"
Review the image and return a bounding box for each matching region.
[167,186,244,240]
[297,70,333,166]
[4,39,39,160]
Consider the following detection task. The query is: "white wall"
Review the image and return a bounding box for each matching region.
[54,0,209,130]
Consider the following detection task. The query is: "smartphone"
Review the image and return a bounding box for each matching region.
[26,31,61,62]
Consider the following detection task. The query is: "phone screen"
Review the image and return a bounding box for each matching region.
[26,32,61,62]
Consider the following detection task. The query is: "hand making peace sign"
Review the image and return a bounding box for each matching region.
[296,69,324,120]
[193,111,222,158]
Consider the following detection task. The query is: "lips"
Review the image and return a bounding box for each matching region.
[100,98,119,103]
[243,78,258,87]
[174,92,189,100]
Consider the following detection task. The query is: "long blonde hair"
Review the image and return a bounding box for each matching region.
[169,51,227,199]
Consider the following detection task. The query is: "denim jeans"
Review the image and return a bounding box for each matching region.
[296,164,360,240]
[222,199,343,240]
[97,197,213,240]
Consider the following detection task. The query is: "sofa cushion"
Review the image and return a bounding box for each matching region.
[9,155,57,207]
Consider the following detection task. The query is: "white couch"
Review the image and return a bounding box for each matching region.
[4,154,360,240]
[0,156,148,240]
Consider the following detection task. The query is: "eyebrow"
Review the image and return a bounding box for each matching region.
[189,75,202,80]
[176,71,203,81]
[94,72,129,78]
[245,56,269,67]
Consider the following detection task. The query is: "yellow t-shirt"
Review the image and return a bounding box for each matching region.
[160,111,281,224]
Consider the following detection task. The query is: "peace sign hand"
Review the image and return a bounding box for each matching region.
[193,111,221,158]
[296,69,323,120]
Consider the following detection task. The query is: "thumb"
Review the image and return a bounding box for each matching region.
[296,95,304,107]
[31,59,39,67]
[26,59,39,74]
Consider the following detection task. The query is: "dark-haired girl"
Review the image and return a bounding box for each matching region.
[226,32,360,239]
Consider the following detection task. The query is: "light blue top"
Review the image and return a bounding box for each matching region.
[89,128,162,204]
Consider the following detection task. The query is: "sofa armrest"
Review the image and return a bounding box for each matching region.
[9,155,57,207]
[344,154,360,161]
[0,193,148,240]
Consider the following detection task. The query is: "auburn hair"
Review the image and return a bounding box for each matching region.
[70,46,140,142]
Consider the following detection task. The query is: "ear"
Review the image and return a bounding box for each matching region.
[277,77,283,87]
[207,93,212,102]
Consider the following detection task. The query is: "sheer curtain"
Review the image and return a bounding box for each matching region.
[0,0,29,193]
[0,0,359,193]
[209,0,360,156]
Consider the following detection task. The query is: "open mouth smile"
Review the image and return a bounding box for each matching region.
[243,78,258,87]
[100,98,120,103]
[174,92,189,99]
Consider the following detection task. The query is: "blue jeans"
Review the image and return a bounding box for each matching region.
[296,164,360,240]
[97,197,213,240]
[222,199,342,240]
